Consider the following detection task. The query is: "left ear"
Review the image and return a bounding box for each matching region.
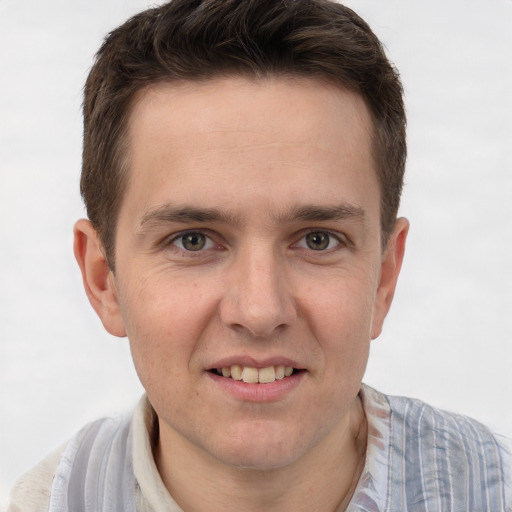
[371,217,409,339]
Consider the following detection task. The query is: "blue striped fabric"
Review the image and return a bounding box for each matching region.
[44,385,511,511]
[348,385,512,512]
[48,414,137,512]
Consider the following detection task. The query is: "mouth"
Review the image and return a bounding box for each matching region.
[209,365,302,384]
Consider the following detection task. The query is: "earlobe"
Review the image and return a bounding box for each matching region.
[371,217,409,340]
[73,219,127,337]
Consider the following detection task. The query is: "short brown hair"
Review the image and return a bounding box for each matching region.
[82,0,406,268]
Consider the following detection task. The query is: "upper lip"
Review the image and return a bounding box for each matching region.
[207,356,304,370]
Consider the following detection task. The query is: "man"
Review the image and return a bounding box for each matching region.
[8,0,511,511]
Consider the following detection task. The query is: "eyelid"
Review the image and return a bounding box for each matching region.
[158,227,349,253]
[293,229,348,251]
[162,229,218,252]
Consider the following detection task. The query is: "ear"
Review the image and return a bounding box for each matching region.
[371,217,409,339]
[73,219,126,337]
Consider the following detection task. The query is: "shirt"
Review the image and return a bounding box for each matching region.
[8,385,512,511]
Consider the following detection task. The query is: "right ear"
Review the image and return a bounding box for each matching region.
[73,219,126,337]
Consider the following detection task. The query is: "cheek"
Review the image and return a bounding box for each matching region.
[304,264,377,327]
[118,276,216,381]
[302,271,376,370]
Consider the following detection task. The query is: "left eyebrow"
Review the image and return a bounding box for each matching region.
[275,203,367,224]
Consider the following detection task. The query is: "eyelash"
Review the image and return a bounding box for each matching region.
[166,230,218,254]
[163,229,347,254]
[294,230,343,252]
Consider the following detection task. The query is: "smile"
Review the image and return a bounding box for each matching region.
[212,365,296,384]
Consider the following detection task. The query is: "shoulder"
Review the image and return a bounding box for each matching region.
[384,390,512,510]
[7,443,66,512]
[7,413,134,512]
[386,391,510,458]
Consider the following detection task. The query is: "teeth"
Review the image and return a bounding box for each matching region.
[258,366,276,384]
[241,367,259,383]
[231,365,243,381]
[275,365,285,380]
[217,364,295,384]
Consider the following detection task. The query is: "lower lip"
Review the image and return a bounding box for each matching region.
[206,371,305,402]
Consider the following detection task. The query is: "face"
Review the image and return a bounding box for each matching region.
[77,77,407,471]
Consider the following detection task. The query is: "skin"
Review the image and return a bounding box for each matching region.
[74,77,408,511]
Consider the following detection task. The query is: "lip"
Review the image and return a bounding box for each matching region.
[206,368,306,402]
[207,356,303,370]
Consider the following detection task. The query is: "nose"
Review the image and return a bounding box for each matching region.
[219,245,297,338]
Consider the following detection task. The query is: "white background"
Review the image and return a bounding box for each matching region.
[1,0,511,506]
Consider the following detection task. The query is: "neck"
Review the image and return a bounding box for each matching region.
[154,396,367,512]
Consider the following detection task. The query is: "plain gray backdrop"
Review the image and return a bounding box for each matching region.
[1,0,511,505]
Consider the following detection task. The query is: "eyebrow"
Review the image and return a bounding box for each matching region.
[139,205,241,230]
[138,202,366,231]
[279,204,366,224]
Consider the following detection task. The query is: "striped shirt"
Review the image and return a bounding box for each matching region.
[8,385,512,511]
[350,385,511,511]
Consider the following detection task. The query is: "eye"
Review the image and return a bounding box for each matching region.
[297,231,340,251]
[172,232,215,252]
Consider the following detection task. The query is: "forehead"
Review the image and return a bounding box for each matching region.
[129,76,373,154]
[121,77,378,225]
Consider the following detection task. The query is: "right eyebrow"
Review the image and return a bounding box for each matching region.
[138,204,242,231]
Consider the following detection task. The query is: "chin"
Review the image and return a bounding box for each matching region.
[215,445,301,471]
[207,422,314,471]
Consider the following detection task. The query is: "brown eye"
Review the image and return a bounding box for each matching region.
[180,233,207,251]
[305,232,331,250]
